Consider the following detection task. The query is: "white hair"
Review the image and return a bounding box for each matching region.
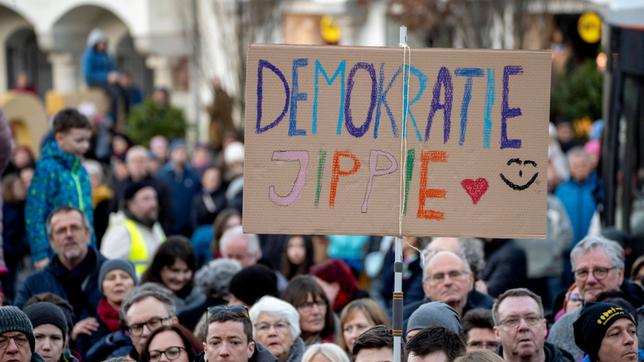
[302,343,350,362]
[249,296,300,339]
[126,146,150,163]
[219,225,261,258]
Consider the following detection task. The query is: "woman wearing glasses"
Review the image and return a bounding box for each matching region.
[249,296,305,362]
[282,276,336,346]
[138,324,202,362]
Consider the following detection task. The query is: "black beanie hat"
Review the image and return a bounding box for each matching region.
[573,302,637,361]
[23,302,68,341]
[0,306,35,352]
[228,264,278,306]
[123,180,154,203]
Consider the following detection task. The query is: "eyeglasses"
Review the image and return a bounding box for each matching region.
[297,300,326,311]
[498,315,543,328]
[427,270,469,284]
[128,316,173,336]
[573,266,617,280]
[149,346,186,361]
[207,305,249,318]
[0,334,30,349]
[255,321,290,334]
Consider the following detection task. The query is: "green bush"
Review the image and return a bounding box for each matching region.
[551,60,603,122]
[126,98,187,146]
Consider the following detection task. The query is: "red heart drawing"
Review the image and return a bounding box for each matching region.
[461,178,489,205]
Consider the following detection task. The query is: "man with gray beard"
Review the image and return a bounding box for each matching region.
[15,206,107,340]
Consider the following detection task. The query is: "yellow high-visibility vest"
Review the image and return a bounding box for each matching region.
[124,219,150,275]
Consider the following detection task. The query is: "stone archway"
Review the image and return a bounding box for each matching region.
[5,27,52,96]
[0,4,49,93]
[47,4,147,91]
[0,92,48,156]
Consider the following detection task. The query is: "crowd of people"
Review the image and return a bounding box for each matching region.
[0,37,643,361]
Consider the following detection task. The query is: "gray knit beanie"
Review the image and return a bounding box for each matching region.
[24,302,68,340]
[99,259,137,294]
[0,306,35,351]
[407,301,463,335]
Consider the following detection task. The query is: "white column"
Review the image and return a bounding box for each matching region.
[48,52,79,92]
[356,0,387,47]
[145,55,173,88]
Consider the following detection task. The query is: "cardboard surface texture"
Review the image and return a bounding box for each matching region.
[243,44,551,239]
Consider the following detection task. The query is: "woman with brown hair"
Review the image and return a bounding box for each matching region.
[282,275,336,346]
[138,324,203,362]
[338,299,389,354]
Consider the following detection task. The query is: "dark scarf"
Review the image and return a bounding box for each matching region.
[51,248,98,318]
[97,297,121,332]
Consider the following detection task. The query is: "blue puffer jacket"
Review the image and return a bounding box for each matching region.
[25,139,94,262]
[81,45,116,86]
[555,176,597,246]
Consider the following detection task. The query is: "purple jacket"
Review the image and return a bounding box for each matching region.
[0,109,15,270]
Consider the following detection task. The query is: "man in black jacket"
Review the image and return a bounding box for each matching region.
[494,288,573,362]
[403,250,494,323]
[15,207,106,358]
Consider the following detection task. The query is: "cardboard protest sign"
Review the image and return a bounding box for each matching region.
[243,44,550,239]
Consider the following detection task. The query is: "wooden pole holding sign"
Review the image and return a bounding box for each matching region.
[392,26,409,362]
[243,41,551,361]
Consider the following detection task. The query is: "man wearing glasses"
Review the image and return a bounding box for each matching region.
[403,250,493,321]
[15,207,107,346]
[121,284,178,360]
[493,288,573,362]
[201,305,275,362]
[0,306,44,362]
[548,236,644,361]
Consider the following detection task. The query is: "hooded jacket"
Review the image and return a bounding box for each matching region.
[81,29,117,85]
[25,139,94,262]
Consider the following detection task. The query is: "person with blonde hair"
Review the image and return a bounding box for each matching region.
[302,343,350,362]
[339,298,389,353]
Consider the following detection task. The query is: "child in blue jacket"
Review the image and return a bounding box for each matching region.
[26,108,94,269]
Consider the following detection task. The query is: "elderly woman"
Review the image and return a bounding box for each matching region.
[76,259,137,356]
[250,296,306,362]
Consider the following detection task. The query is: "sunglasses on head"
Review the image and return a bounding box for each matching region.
[207,305,249,318]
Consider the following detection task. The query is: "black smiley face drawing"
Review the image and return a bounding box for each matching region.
[499,158,539,191]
